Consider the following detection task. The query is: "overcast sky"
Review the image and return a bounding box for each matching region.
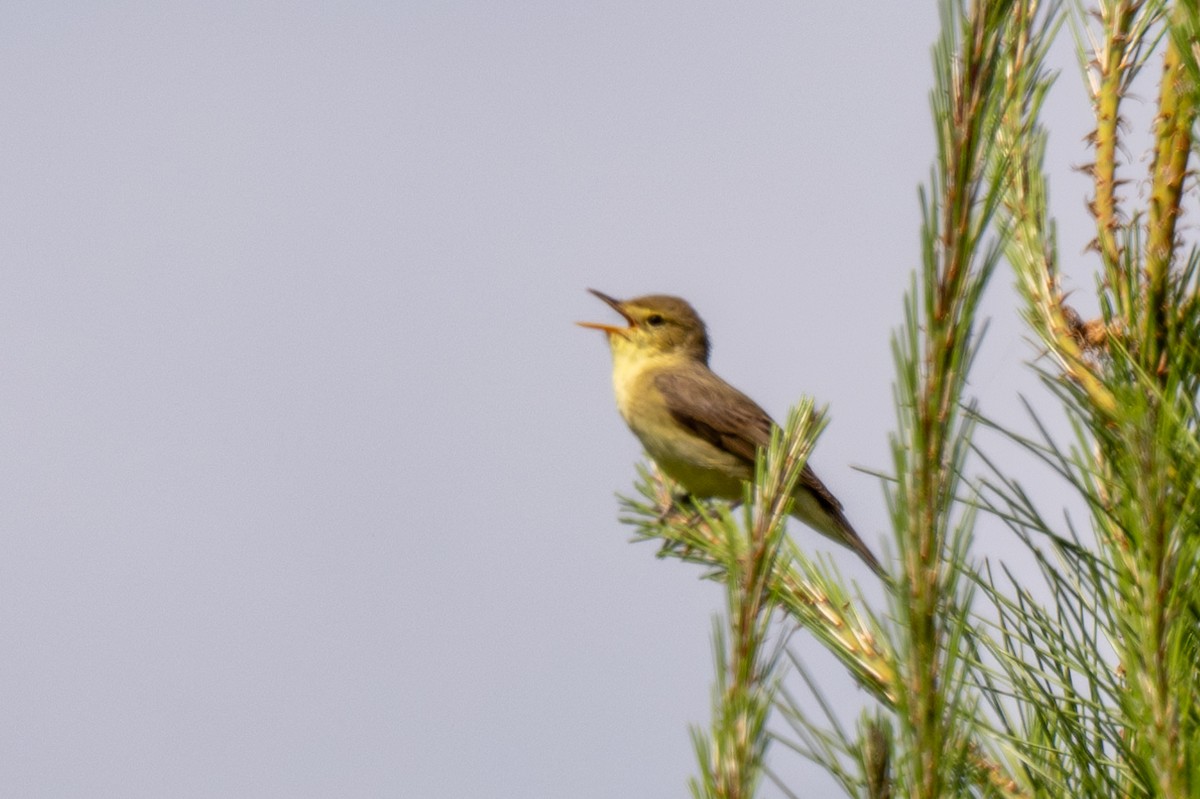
[1,3,1112,797]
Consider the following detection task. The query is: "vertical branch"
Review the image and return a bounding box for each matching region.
[1077,1,1170,319]
[1143,13,1197,371]
[1120,6,1198,796]
[892,0,1020,795]
[690,405,823,799]
[1088,1,1135,301]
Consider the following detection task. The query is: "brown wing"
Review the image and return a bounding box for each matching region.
[656,368,884,578]
[654,368,772,465]
[654,368,845,513]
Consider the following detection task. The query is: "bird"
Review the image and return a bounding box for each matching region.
[578,288,885,578]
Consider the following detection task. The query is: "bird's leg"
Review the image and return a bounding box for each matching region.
[656,491,693,524]
[656,492,699,556]
[655,496,751,559]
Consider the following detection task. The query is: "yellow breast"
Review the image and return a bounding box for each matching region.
[608,350,749,499]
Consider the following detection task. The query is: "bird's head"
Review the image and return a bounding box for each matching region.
[577,289,710,364]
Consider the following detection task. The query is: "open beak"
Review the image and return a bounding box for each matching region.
[576,288,636,336]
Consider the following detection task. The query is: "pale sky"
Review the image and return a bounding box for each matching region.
[1,3,1106,796]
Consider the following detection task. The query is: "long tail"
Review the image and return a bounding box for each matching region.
[790,475,889,581]
[828,512,888,580]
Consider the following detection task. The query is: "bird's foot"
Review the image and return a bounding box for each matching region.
[656,493,698,557]
[656,492,694,524]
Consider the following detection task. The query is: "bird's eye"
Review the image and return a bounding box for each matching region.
[646,314,665,327]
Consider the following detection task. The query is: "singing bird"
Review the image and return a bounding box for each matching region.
[579,289,885,578]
